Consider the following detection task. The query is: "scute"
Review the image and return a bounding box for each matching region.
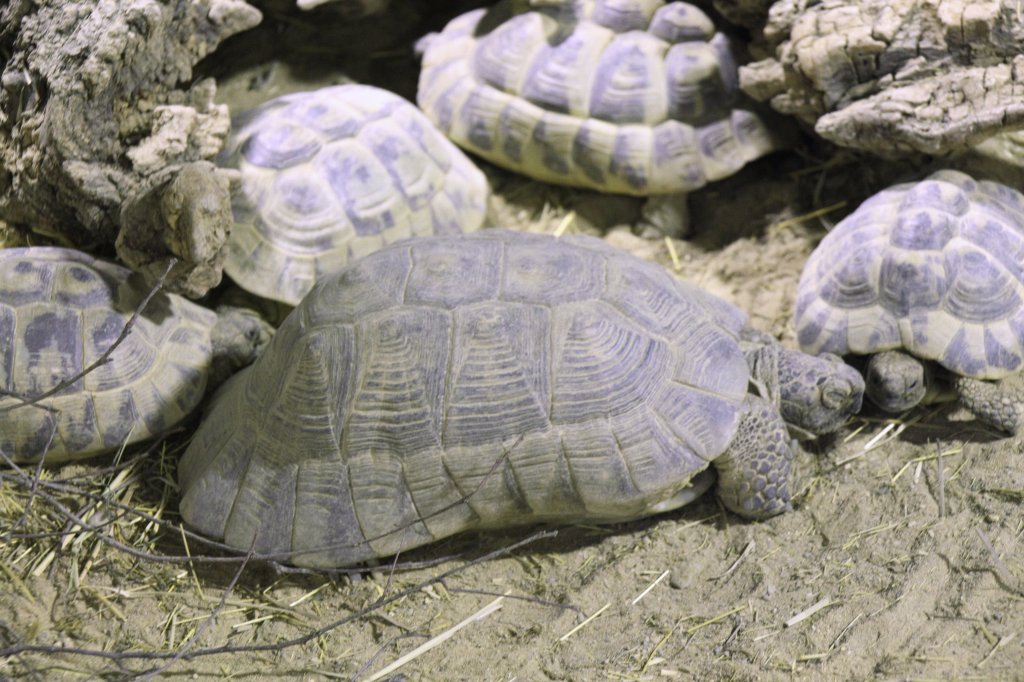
[222,84,489,305]
[796,170,1024,379]
[417,0,777,196]
[0,247,217,463]
[178,229,752,567]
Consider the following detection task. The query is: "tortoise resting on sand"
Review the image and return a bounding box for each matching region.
[795,170,1024,435]
[0,248,271,464]
[416,0,780,237]
[220,84,488,306]
[178,229,863,568]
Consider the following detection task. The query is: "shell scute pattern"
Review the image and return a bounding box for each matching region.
[0,248,218,463]
[418,0,775,196]
[179,230,750,567]
[796,170,1024,379]
[222,84,488,306]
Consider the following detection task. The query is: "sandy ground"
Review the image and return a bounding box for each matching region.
[2,4,1023,680]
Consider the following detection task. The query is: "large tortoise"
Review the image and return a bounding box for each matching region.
[0,248,270,463]
[178,229,863,568]
[795,169,1024,434]
[416,0,780,236]
[220,84,489,305]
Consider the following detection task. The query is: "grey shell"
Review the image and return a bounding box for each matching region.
[0,248,217,463]
[221,84,489,306]
[416,0,778,196]
[795,170,1024,380]
[179,229,752,568]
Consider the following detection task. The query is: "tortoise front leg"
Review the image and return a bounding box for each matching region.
[713,394,795,519]
[954,375,1024,435]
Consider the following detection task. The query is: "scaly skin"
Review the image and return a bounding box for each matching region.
[954,375,1024,436]
[742,328,865,436]
[715,393,795,518]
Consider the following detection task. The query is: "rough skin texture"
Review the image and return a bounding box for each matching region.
[739,0,1024,156]
[865,349,931,412]
[742,327,864,435]
[955,374,1024,435]
[866,349,1024,435]
[0,0,261,297]
[714,394,794,518]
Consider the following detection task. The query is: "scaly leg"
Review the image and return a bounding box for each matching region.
[714,393,795,519]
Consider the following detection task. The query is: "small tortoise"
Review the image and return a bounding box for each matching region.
[179,229,863,568]
[795,169,1024,434]
[0,248,270,463]
[416,0,780,236]
[220,84,489,305]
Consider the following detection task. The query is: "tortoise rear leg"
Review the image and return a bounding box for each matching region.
[714,394,795,519]
[954,375,1024,435]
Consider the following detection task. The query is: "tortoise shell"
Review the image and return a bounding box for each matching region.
[221,84,489,305]
[795,169,1024,380]
[416,0,777,195]
[0,248,217,462]
[178,229,753,567]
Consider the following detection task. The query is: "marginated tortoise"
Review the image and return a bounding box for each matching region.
[0,248,270,463]
[220,84,489,306]
[795,169,1024,434]
[178,229,863,568]
[416,0,780,236]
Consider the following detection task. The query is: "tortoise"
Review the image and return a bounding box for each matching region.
[416,0,781,237]
[220,84,489,306]
[178,229,864,568]
[0,247,271,463]
[795,169,1024,434]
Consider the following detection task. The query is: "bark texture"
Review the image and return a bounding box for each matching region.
[739,0,1024,156]
[0,0,261,296]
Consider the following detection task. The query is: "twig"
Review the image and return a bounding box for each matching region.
[631,570,670,605]
[712,542,754,582]
[559,602,611,642]
[135,545,254,680]
[0,530,558,662]
[785,597,833,628]
[363,592,507,682]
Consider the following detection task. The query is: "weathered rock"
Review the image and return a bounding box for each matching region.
[739,0,1024,156]
[0,0,261,296]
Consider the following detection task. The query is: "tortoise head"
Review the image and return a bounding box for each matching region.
[864,349,930,413]
[776,350,865,436]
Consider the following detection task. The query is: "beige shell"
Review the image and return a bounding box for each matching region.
[417,0,778,196]
[795,170,1024,380]
[0,248,217,463]
[221,84,489,306]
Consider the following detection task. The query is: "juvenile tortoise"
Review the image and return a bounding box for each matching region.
[220,84,489,306]
[795,169,1024,434]
[416,0,781,237]
[178,229,863,568]
[0,248,271,463]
